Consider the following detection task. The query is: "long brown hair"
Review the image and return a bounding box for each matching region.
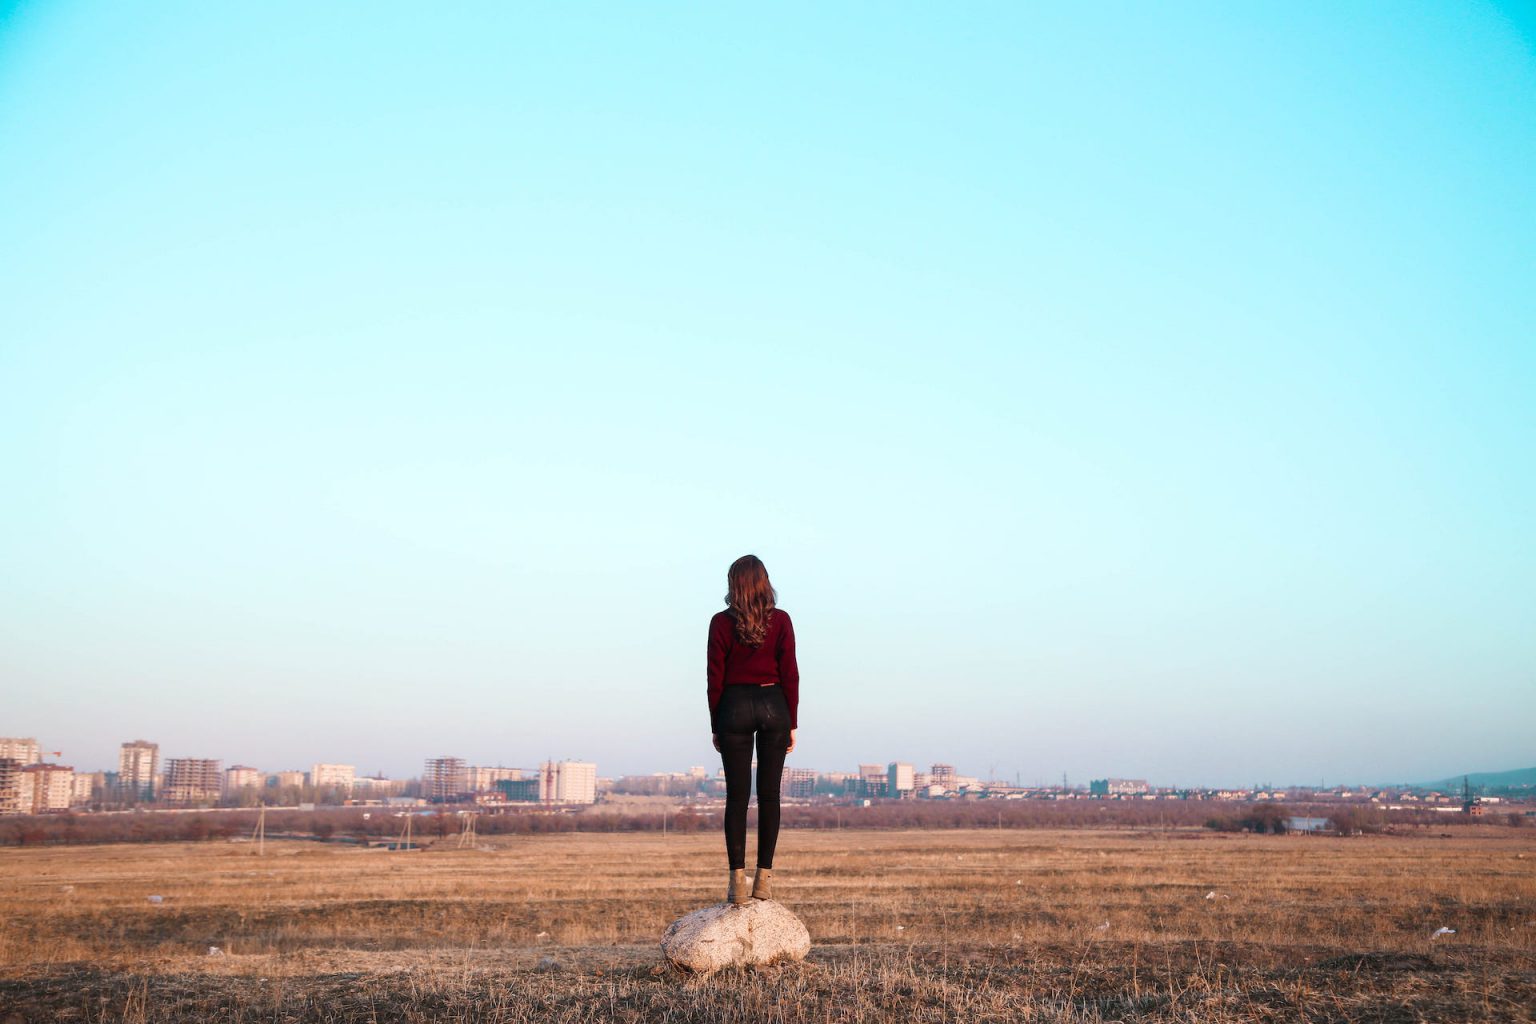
[725,554,776,646]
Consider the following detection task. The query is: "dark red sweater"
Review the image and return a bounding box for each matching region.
[706,608,799,730]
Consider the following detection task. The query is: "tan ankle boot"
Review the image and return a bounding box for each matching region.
[751,867,773,901]
[727,868,750,905]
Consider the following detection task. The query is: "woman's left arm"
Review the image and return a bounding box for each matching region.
[707,616,728,745]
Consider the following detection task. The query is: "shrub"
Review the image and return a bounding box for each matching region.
[1239,803,1288,834]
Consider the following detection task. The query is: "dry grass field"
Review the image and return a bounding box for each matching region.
[1,827,1533,1022]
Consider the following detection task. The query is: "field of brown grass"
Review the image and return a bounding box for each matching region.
[2,827,1533,1022]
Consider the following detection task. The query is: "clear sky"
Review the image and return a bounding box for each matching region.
[2,3,1532,788]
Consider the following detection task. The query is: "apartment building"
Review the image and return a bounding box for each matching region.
[309,763,356,794]
[224,765,263,794]
[352,775,408,797]
[163,758,221,806]
[0,737,40,764]
[0,758,21,815]
[119,740,159,800]
[469,766,523,793]
[423,757,469,802]
[781,766,816,799]
[539,760,597,804]
[71,771,100,805]
[858,763,888,798]
[21,763,74,813]
[269,770,307,790]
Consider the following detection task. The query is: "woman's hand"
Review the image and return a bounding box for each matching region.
[711,733,721,752]
[786,729,796,754]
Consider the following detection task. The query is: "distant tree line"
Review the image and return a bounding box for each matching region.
[1203,802,1292,834]
[1199,802,1497,835]
[0,799,1519,847]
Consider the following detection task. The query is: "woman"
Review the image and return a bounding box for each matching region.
[707,554,799,905]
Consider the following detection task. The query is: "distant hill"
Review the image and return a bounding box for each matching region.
[1412,766,1536,791]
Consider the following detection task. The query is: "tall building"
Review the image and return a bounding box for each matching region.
[119,740,159,800]
[469,766,522,792]
[224,765,263,794]
[269,770,307,790]
[0,738,40,764]
[859,763,888,798]
[887,762,915,797]
[820,770,858,795]
[72,771,100,805]
[539,760,597,804]
[22,763,74,813]
[423,757,469,802]
[0,758,22,815]
[930,763,956,789]
[309,763,356,795]
[781,766,816,799]
[163,758,221,806]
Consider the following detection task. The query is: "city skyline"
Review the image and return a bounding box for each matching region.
[2,731,1527,793]
[3,5,1533,787]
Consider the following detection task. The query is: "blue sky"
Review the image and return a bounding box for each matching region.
[2,3,1532,786]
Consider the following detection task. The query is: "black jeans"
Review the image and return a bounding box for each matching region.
[716,684,791,871]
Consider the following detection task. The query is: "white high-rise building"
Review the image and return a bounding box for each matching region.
[887,762,915,796]
[539,760,597,805]
[71,771,98,805]
[224,765,263,794]
[0,738,40,764]
[22,764,74,813]
[270,770,307,790]
[119,740,159,800]
[309,763,356,794]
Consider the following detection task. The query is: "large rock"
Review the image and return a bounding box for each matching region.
[661,900,811,973]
